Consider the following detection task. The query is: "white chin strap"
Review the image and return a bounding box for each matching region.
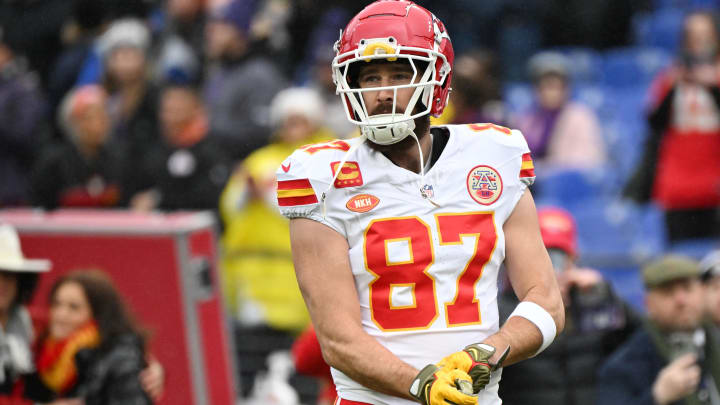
[361,114,416,145]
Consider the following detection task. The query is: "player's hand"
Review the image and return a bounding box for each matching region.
[437,343,509,393]
[409,364,476,405]
[651,353,701,405]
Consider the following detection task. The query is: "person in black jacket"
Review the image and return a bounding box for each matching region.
[597,255,720,405]
[498,207,640,405]
[31,85,127,209]
[124,83,230,213]
[25,270,152,405]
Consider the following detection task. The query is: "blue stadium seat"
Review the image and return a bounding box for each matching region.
[633,9,684,52]
[596,266,646,313]
[573,84,608,116]
[602,47,672,88]
[601,119,646,183]
[599,86,651,180]
[502,81,534,114]
[551,46,604,84]
[564,200,666,266]
[532,168,613,207]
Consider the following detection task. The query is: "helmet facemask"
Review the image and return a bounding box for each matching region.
[332,37,450,145]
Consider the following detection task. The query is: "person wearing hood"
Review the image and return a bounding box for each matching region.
[203,0,287,161]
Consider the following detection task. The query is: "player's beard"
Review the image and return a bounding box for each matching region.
[366,102,431,156]
[366,115,430,154]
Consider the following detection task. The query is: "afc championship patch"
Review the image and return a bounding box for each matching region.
[467,165,503,205]
[330,161,364,188]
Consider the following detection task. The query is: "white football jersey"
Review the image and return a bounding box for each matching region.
[277,123,535,405]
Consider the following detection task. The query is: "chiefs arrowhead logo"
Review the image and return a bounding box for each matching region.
[281,162,291,173]
[346,194,380,213]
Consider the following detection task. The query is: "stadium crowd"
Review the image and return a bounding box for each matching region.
[2,0,720,403]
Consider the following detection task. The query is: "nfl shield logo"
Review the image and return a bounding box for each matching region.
[420,184,434,199]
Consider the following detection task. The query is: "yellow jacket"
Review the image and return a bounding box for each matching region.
[220,130,333,333]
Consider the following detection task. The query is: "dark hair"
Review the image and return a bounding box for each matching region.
[16,273,39,306]
[47,270,147,353]
[161,82,201,98]
[0,271,39,309]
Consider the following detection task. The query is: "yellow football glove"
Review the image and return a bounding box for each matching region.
[437,343,510,394]
[409,364,476,405]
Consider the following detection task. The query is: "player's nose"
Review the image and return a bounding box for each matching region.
[376,83,394,102]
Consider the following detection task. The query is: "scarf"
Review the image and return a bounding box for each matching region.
[36,322,100,395]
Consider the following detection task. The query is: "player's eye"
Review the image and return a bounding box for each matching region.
[391,73,413,83]
[359,75,381,87]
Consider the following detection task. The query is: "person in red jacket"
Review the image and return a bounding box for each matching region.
[292,325,336,405]
[626,11,720,241]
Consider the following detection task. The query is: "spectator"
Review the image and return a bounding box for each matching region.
[435,49,506,126]
[46,0,108,121]
[597,255,720,405]
[0,224,49,402]
[152,0,205,85]
[125,84,230,212]
[31,85,125,209]
[0,225,164,404]
[0,0,73,89]
[204,0,287,161]
[498,207,640,405]
[24,270,153,405]
[700,250,720,332]
[219,87,331,396]
[625,11,720,242]
[301,8,356,139]
[0,25,47,206]
[98,18,159,154]
[513,51,606,169]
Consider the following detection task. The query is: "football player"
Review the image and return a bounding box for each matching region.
[277,1,564,404]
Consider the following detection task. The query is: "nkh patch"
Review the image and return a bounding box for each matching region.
[467,165,503,205]
[346,194,380,213]
[330,161,364,188]
[276,178,318,206]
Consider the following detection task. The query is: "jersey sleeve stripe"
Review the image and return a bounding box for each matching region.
[277,188,315,198]
[520,168,536,178]
[520,153,535,178]
[278,194,319,206]
[278,178,314,190]
[277,178,319,206]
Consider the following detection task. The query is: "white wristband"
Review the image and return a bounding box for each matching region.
[508,301,557,356]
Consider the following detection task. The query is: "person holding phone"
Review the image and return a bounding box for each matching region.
[624,11,720,242]
[497,207,639,405]
[597,255,720,405]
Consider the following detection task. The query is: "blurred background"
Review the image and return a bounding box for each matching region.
[1,0,720,403]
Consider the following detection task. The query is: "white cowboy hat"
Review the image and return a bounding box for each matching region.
[0,224,50,273]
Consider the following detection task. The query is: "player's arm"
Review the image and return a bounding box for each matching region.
[482,190,565,366]
[289,217,419,400]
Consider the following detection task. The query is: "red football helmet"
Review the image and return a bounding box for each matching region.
[332,0,454,145]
